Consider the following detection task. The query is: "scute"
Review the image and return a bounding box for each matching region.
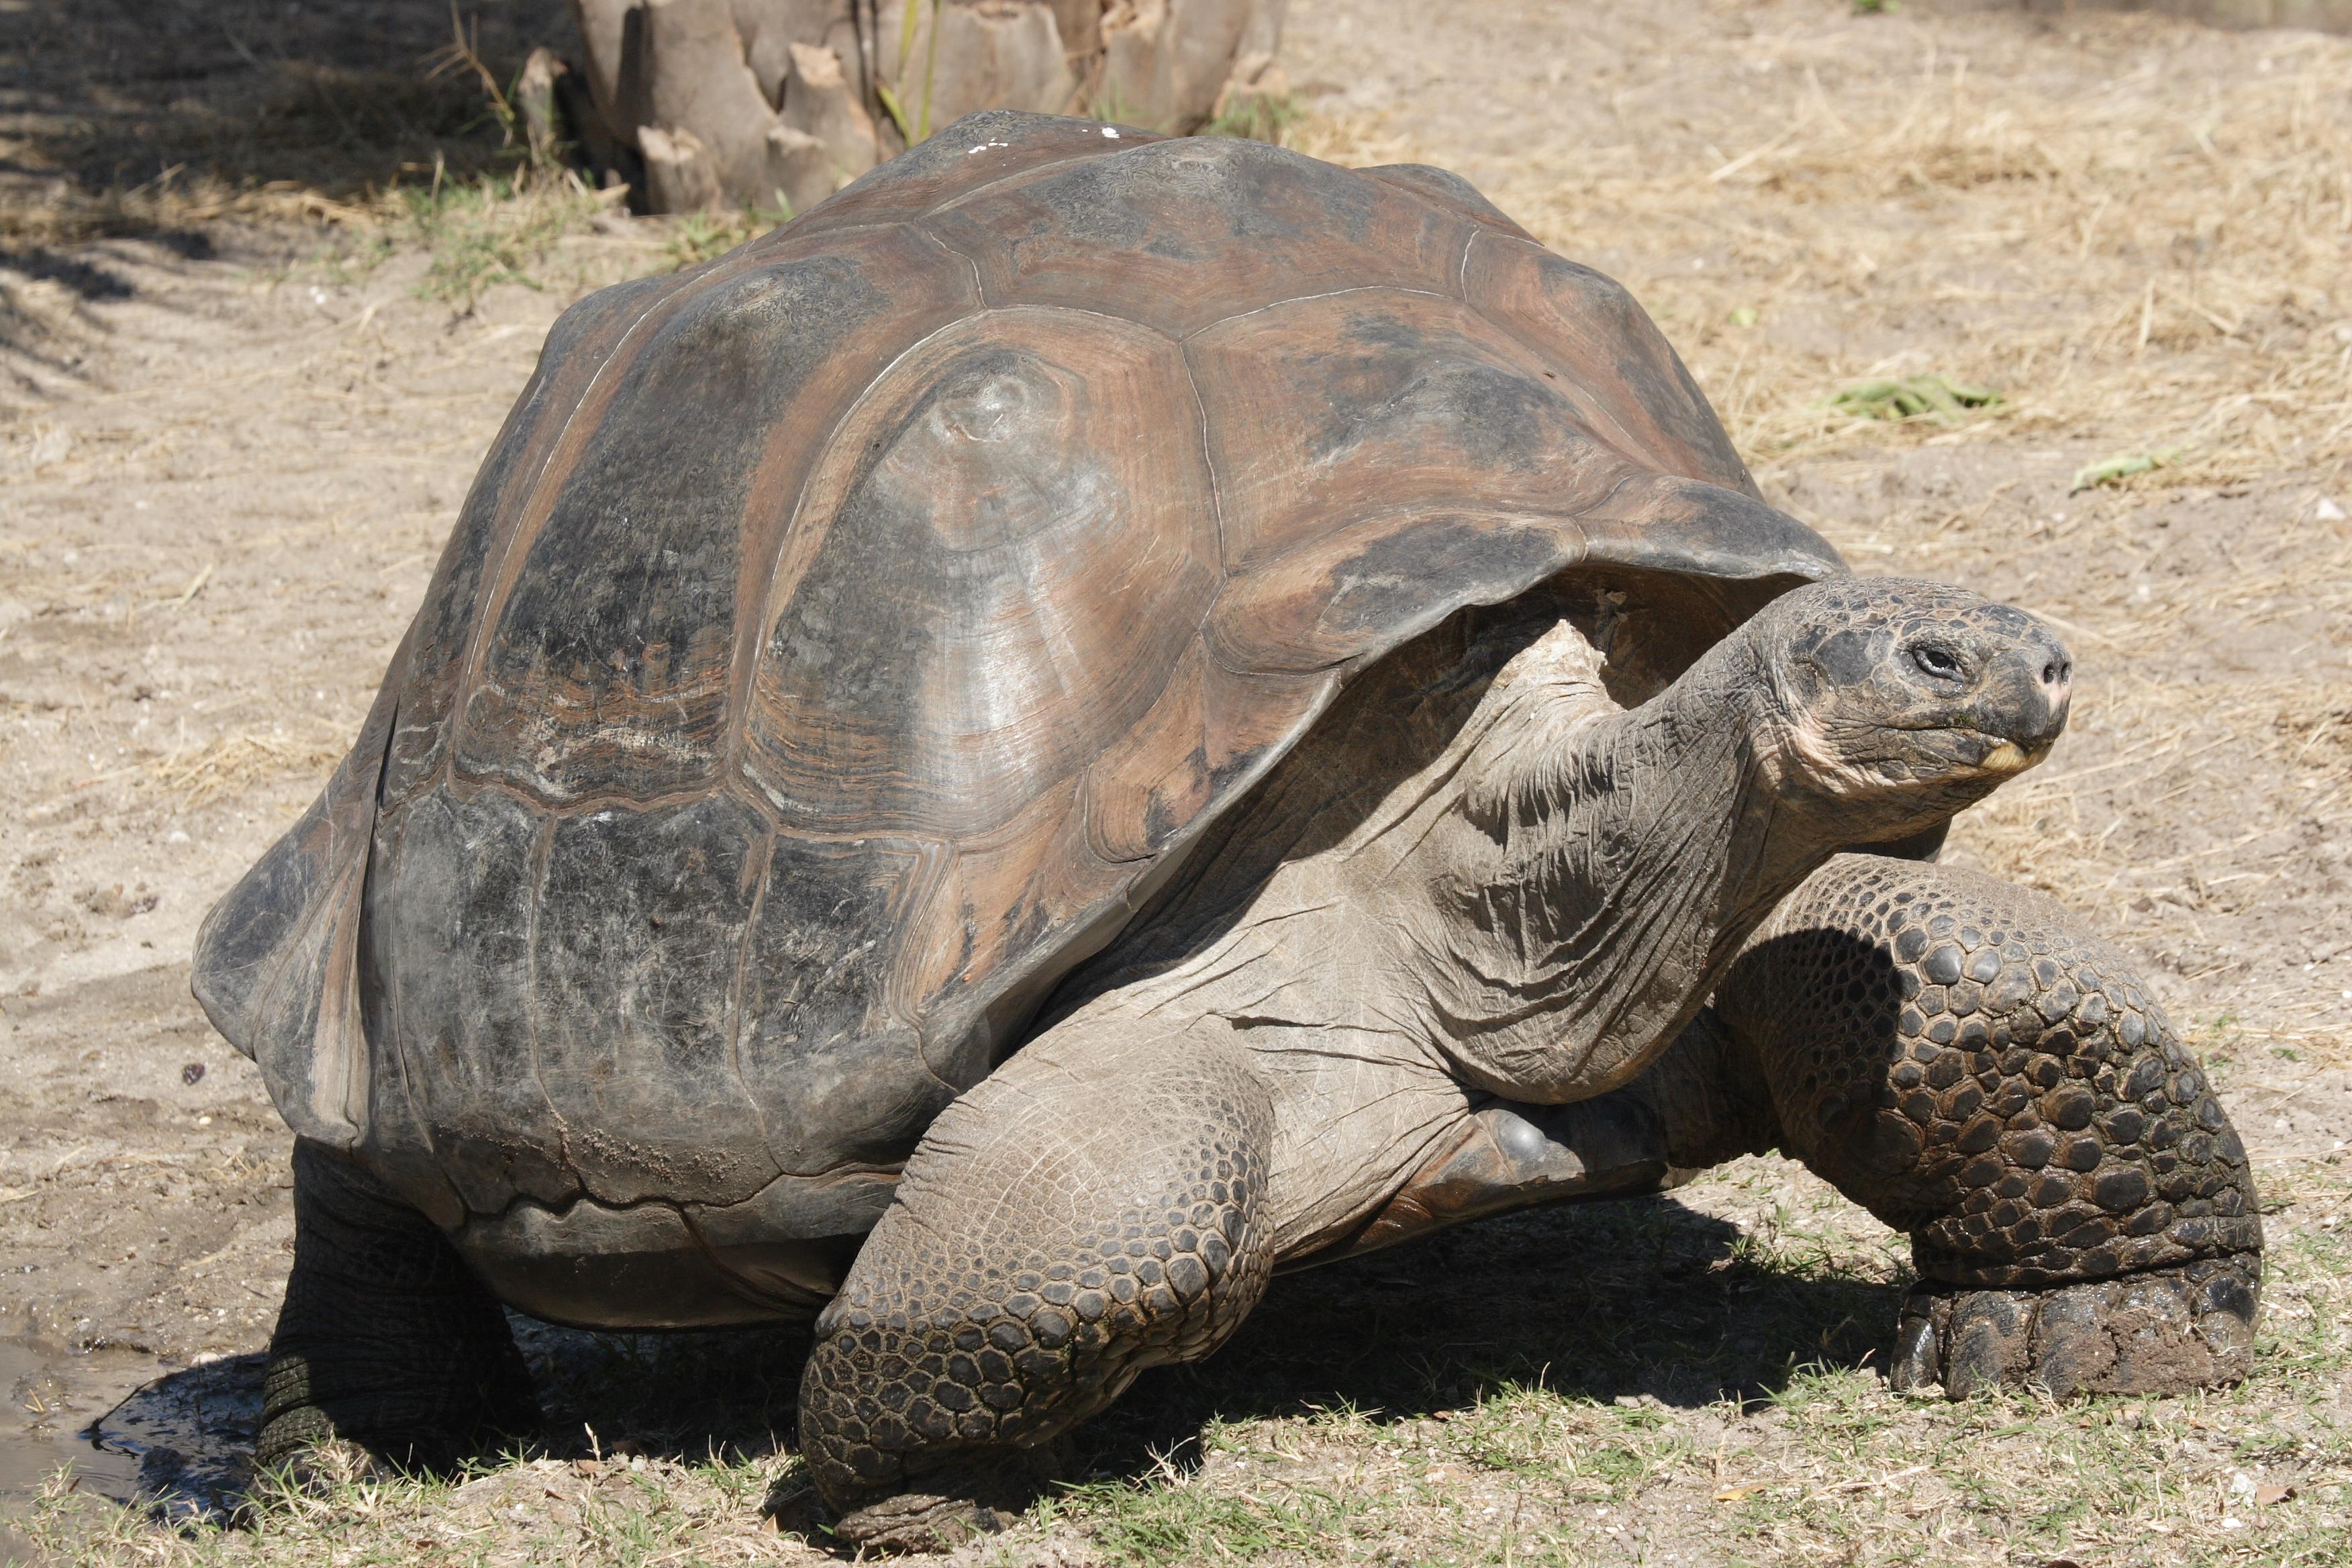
[197,112,1846,1306]
[924,134,1476,334]
[385,273,674,806]
[530,794,775,1207]
[1462,236,1757,496]
[895,773,1141,1090]
[1080,654,1330,865]
[452,230,973,803]
[1357,163,1536,241]
[1188,289,1638,574]
[742,305,1219,837]
[738,833,948,1177]
[762,109,1155,243]
[364,788,569,1215]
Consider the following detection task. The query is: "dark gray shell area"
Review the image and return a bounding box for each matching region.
[193,111,1843,1327]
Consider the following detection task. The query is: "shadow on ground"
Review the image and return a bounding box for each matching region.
[1082,1189,1904,1483]
[87,1188,1905,1525]
[0,0,573,246]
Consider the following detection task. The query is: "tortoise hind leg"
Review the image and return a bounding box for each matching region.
[1712,852,2262,1398]
[257,1140,539,1474]
[798,1022,1276,1551]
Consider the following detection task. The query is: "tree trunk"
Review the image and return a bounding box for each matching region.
[516,46,569,168]
[773,40,880,212]
[639,124,727,212]
[564,0,1290,213]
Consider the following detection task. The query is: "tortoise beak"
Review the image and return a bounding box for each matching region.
[1972,621,2072,773]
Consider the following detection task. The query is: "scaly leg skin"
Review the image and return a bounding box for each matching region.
[797,1025,1276,1552]
[256,1140,539,1477]
[1714,852,2263,1398]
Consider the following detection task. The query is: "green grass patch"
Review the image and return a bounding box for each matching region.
[1828,373,2001,424]
[1202,93,1304,145]
[17,1163,2352,1567]
[394,166,608,308]
[1044,1474,1371,1564]
[665,201,793,272]
[2071,444,2187,493]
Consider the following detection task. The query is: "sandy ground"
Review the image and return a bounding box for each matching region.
[2,1,2349,1565]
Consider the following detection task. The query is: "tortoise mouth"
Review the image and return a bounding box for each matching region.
[1969,735,2050,775]
[1783,724,2058,807]
[1914,726,2054,779]
[1815,719,2053,777]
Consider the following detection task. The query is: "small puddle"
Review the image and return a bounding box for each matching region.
[1,1337,265,1553]
[81,1355,264,1521]
[3,1337,145,1559]
[1,1339,145,1495]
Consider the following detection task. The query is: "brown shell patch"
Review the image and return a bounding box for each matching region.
[449,227,976,805]
[737,832,950,1178]
[896,774,1138,1088]
[1080,653,1331,865]
[364,787,575,1216]
[528,793,777,1208]
[384,274,675,807]
[1462,233,1757,497]
[1187,289,1644,576]
[742,305,1219,840]
[923,135,1477,335]
[765,110,1163,247]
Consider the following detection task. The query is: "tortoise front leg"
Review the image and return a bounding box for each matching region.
[1713,852,2262,1398]
[258,1140,539,1474]
[797,1022,1277,1551]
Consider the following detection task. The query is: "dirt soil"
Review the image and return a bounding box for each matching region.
[2,1,2349,1565]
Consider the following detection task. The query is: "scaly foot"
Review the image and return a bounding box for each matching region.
[1890,1253,2259,1398]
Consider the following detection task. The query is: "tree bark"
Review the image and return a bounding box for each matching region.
[641,0,783,200]
[1167,0,1248,126]
[516,46,569,167]
[773,40,879,212]
[894,1,1075,142]
[567,0,1289,213]
[639,124,728,212]
[1099,0,1173,130]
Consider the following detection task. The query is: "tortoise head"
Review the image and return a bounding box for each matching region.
[1749,577,2073,834]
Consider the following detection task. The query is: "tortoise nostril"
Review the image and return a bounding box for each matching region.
[2041,658,2071,687]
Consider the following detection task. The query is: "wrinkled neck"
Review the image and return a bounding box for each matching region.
[1412,632,1833,1102]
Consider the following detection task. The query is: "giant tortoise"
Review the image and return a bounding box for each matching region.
[195,111,2261,1546]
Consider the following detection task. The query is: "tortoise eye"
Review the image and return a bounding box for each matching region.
[1910,643,1964,681]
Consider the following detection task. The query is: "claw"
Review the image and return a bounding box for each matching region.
[1888,1297,1940,1393]
[1941,1289,2032,1398]
[1892,1253,2260,1400]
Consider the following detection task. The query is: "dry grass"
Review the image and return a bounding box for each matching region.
[0,0,566,248]
[24,733,348,814]
[139,734,352,812]
[1298,39,2352,483]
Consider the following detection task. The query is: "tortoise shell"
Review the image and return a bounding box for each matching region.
[195,112,1842,1324]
